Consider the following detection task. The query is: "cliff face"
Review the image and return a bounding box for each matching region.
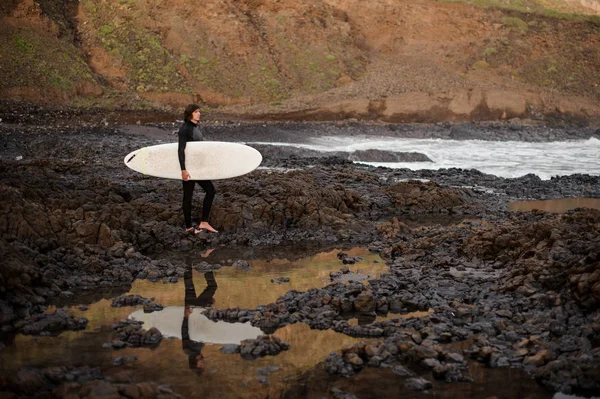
[1,0,599,122]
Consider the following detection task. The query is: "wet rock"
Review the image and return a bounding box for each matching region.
[348,149,432,163]
[105,340,128,349]
[0,308,17,331]
[392,365,413,376]
[111,319,163,348]
[432,363,472,383]
[232,260,250,270]
[523,350,552,367]
[345,352,364,367]
[112,356,125,366]
[204,307,258,324]
[422,358,441,369]
[330,268,371,283]
[111,294,162,310]
[0,365,181,399]
[331,387,359,399]
[353,290,375,313]
[337,251,363,265]
[0,368,47,395]
[405,377,433,391]
[325,337,467,383]
[255,375,269,385]
[257,368,270,376]
[239,335,290,359]
[16,308,88,335]
[220,344,241,354]
[325,353,356,377]
[143,302,164,313]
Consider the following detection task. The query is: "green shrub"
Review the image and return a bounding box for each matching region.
[501,17,529,33]
[98,24,116,37]
[472,60,490,69]
[483,47,498,57]
[541,79,554,87]
[14,37,35,54]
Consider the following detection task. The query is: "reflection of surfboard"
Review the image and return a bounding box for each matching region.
[129,306,262,344]
[124,142,262,180]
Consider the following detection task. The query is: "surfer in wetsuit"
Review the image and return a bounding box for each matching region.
[181,258,218,374]
[178,104,218,234]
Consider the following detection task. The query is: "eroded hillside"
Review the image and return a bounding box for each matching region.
[1,0,599,122]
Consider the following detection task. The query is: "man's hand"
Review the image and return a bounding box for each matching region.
[182,170,191,181]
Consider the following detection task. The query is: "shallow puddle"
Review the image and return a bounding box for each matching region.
[0,247,388,398]
[0,247,561,398]
[508,198,600,213]
[133,247,387,310]
[287,362,555,399]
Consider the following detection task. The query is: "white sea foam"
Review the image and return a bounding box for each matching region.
[252,136,600,180]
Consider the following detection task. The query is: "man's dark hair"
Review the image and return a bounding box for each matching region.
[184,104,200,122]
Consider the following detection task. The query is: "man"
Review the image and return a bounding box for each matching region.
[178,104,218,234]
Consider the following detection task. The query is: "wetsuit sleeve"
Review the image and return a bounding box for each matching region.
[178,124,189,170]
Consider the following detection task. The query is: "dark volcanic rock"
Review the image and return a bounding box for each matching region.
[250,144,432,165]
[111,294,163,312]
[348,149,432,163]
[206,208,600,394]
[15,308,88,335]
[1,116,600,396]
[0,365,182,398]
[110,319,163,348]
[239,335,291,359]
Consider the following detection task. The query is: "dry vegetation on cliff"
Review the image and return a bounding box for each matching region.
[0,0,599,121]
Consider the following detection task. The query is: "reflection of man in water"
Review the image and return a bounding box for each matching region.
[182,264,217,374]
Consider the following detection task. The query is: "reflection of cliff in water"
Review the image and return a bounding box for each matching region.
[281,362,553,399]
[508,198,600,213]
[160,243,362,265]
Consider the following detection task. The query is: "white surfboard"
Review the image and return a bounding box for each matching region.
[129,306,263,344]
[124,141,262,180]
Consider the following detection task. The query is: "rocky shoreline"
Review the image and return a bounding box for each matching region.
[1,113,599,397]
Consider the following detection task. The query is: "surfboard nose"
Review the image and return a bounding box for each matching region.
[125,150,138,164]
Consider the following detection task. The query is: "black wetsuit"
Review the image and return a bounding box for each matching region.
[178,120,216,229]
[181,315,205,370]
[184,268,218,308]
[181,267,218,370]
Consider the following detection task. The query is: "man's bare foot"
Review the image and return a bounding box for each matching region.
[186,226,203,235]
[201,248,215,257]
[198,222,218,233]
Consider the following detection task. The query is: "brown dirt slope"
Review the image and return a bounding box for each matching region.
[0,0,599,122]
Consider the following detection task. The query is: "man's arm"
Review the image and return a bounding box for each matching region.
[178,125,189,171]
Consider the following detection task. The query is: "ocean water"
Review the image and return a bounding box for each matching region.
[253,136,600,180]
